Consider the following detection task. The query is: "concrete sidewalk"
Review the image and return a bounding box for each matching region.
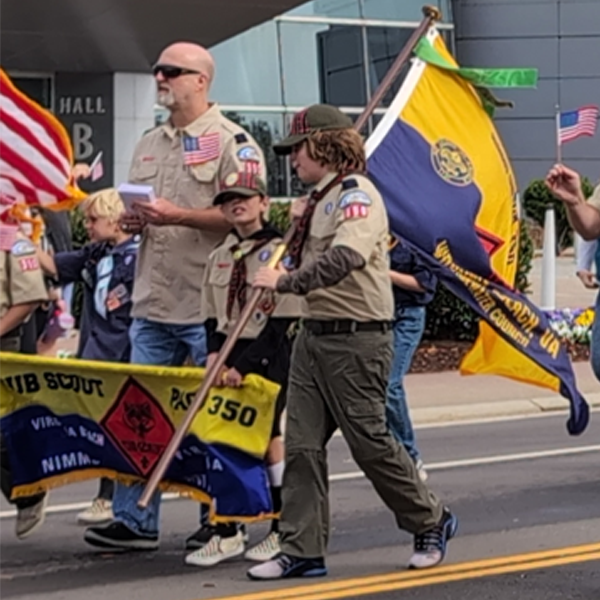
[406,361,599,425]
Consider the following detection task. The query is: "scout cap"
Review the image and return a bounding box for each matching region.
[213,170,267,206]
[273,104,354,155]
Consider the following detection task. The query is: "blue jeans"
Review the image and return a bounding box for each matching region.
[591,292,600,382]
[113,318,207,536]
[385,306,425,462]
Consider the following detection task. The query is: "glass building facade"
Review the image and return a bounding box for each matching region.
[156,0,455,197]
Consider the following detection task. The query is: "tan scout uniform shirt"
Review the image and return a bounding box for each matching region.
[302,173,394,321]
[0,236,48,320]
[129,103,266,324]
[588,184,600,211]
[201,234,301,339]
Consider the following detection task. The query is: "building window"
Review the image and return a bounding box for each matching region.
[360,0,450,21]
[222,111,287,197]
[366,26,413,106]
[210,21,283,106]
[9,76,53,109]
[279,21,331,106]
[286,0,362,19]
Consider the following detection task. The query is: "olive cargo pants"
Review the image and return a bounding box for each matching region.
[279,328,442,559]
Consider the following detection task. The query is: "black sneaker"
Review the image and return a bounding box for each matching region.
[247,553,327,580]
[409,508,458,569]
[185,525,216,550]
[84,521,159,551]
[186,524,248,549]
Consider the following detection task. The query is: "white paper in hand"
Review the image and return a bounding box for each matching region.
[117,183,156,212]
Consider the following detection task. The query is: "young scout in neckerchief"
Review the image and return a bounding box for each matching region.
[185,167,301,568]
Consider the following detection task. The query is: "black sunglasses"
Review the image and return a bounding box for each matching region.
[152,64,201,79]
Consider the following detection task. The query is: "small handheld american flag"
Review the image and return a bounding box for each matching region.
[557,105,599,145]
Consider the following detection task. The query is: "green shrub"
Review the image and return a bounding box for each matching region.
[267,200,291,233]
[523,177,595,252]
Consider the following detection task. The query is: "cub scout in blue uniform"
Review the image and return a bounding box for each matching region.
[36,188,139,526]
[185,168,301,568]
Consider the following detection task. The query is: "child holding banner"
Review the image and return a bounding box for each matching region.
[184,167,300,568]
[36,188,139,525]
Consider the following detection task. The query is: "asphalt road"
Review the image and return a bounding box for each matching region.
[1,411,599,600]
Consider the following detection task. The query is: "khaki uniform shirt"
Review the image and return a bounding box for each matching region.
[588,184,600,211]
[129,103,266,324]
[201,234,301,339]
[0,236,48,321]
[302,173,394,321]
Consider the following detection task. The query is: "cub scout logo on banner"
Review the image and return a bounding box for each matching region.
[0,353,279,522]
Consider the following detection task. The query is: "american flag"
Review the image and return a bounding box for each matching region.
[182,132,221,165]
[558,105,599,144]
[0,69,85,208]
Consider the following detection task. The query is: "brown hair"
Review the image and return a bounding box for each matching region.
[304,129,366,173]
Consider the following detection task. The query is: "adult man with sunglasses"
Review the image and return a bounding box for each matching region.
[84,42,266,551]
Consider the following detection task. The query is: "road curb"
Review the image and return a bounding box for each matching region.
[412,393,600,425]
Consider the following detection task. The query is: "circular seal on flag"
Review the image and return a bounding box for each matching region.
[225,172,239,187]
[431,139,473,187]
[324,202,334,215]
[258,249,271,262]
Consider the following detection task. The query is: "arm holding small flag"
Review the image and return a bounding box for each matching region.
[545,164,600,240]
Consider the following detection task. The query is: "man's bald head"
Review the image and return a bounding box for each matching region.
[158,42,215,84]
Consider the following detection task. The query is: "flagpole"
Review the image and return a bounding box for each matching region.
[138,4,443,508]
[555,104,562,163]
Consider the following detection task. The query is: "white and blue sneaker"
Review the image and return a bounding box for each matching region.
[409,508,458,569]
[247,553,327,580]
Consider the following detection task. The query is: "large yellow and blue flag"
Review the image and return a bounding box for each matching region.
[0,353,279,522]
[366,29,589,435]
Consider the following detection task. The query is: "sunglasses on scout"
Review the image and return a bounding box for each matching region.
[152,64,202,79]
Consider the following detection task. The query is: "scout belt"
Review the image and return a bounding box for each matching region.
[303,319,392,335]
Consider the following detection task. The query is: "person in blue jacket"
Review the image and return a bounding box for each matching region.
[37,188,139,525]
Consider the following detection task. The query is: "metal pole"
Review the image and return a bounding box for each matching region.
[555,105,562,164]
[540,204,556,310]
[138,4,443,508]
[354,5,442,133]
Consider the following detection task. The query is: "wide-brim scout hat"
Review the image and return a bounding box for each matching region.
[273,104,354,155]
[213,169,267,206]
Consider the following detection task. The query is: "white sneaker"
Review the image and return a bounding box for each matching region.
[16,494,47,540]
[185,531,245,567]
[415,459,428,482]
[77,498,113,525]
[244,531,281,562]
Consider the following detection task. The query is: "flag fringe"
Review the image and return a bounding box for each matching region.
[11,470,276,524]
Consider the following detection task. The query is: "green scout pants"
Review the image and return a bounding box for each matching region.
[279,328,443,559]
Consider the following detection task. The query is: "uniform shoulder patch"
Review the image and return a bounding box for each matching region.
[341,178,359,190]
[11,239,36,257]
[338,190,372,209]
[234,133,248,144]
[237,146,261,161]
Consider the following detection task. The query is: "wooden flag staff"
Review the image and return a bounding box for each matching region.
[138,4,442,508]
